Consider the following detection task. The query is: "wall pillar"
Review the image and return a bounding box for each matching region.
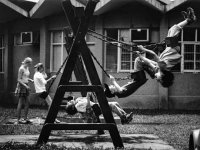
[40,19,50,72]
[159,15,169,109]
[4,24,13,92]
[94,16,104,82]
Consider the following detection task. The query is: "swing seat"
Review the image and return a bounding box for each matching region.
[104,83,115,98]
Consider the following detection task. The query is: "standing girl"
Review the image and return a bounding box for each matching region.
[15,57,33,124]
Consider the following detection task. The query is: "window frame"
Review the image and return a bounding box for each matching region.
[21,32,33,44]
[130,28,149,42]
[105,28,149,72]
[104,29,119,72]
[181,28,200,73]
[0,35,4,73]
[50,30,65,73]
[118,43,136,72]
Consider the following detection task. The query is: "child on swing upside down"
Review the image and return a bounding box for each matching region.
[104,7,196,98]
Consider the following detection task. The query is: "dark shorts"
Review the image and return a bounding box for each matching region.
[115,70,148,98]
[92,104,102,116]
[39,91,48,99]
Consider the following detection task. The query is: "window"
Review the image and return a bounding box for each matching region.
[182,43,200,72]
[14,31,39,45]
[131,28,149,42]
[21,32,32,44]
[50,31,67,72]
[120,44,137,71]
[105,29,146,72]
[120,29,148,72]
[181,28,200,72]
[0,35,4,73]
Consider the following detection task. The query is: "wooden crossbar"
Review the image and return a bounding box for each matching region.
[43,123,117,131]
[58,85,102,92]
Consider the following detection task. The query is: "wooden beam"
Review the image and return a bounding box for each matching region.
[166,0,187,12]
[0,0,28,17]
[44,123,117,130]
[29,0,45,17]
[144,0,165,12]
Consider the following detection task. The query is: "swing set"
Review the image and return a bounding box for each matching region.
[37,0,124,148]
[37,0,168,148]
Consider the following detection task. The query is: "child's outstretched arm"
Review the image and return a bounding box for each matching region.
[47,75,56,83]
[28,78,34,83]
[137,45,160,62]
[86,93,92,108]
[137,52,157,70]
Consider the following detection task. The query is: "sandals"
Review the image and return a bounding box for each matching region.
[15,118,32,124]
[181,7,196,24]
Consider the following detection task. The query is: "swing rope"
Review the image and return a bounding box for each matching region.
[87,32,141,54]
[89,50,133,81]
[88,29,166,80]
[88,29,132,46]
[89,50,110,78]
[88,32,143,81]
[47,55,69,93]
[88,28,165,52]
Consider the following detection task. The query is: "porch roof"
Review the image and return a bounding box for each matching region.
[30,0,62,18]
[94,0,165,15]
[29,0,192,18]
[30,0,166,18]
[166,0,188,12]
[0,0,28,23]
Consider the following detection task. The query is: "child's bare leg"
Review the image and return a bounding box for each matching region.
[177,20,189,28]
[16,97,23,121]
[24,96,29,120]
[45,95,60,123]
[134,57,144,72]
[168,7,196,37]
[109,102,126,117]
[45,95,52,110]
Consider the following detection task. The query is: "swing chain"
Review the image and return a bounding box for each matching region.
[90,49,135,81]
[88,29,166,53]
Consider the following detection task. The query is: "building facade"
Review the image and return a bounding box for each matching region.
[0,0,200,110]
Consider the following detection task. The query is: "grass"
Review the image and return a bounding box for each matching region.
[1,106,200,150]
[0,141,126,150]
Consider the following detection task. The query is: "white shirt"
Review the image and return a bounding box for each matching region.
[34,71,47,93]
[159,46,181,71]
[75,97,95,113]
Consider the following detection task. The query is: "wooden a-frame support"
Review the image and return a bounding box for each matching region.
[37,0,124,148]
[63,26,104,134]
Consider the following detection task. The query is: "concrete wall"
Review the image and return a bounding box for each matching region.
[169,73,200,110]
[167,4,200,110]
[103,3,161,29]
